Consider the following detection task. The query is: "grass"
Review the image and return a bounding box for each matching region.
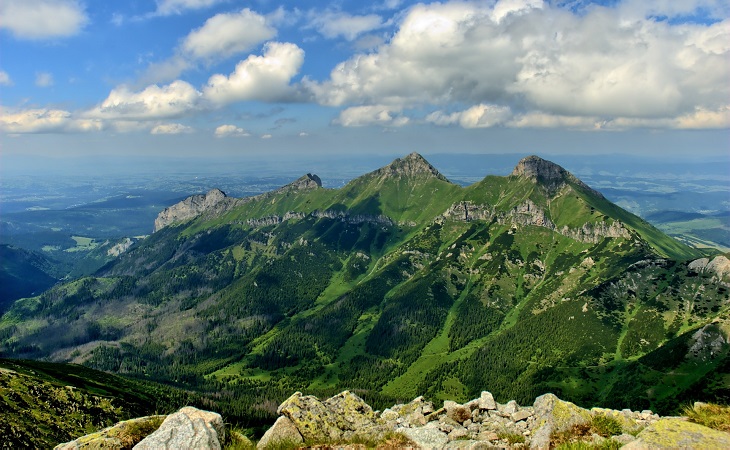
[497,431,526,445]
[551,415,625,449]
[683,402,730,432]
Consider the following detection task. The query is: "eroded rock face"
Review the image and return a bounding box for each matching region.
[154,189,228,232]
[689,255,730,281]
[133,406,224,450]
[511,155,603,198]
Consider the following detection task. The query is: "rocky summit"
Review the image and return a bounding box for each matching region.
[58,391,730,449]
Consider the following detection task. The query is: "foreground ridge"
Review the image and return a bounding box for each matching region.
[58,391,730,449]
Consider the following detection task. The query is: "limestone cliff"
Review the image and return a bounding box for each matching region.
[154,189,229,232]
[512,155,604,198]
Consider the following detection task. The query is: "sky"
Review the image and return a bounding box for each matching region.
[0,0,729,166]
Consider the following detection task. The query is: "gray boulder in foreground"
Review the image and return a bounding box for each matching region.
[256,416,303,449]
[133,406,224,450]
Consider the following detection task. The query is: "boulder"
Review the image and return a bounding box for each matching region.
[622,418,730,449]
[530,393,591,449]
[55,416,165,450]
[398,426,449,449]
[277,391,341,442]
[478,391,496,411]
[257,416,303,449]
[277,390,385,442]
[133,407,224,450]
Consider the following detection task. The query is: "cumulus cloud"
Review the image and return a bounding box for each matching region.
[0,0,88,40]
[203,42,305,105]
[427,104,511,128]
[0,108,101,133]
[87,80,201,120]
[0,71,12,86]
[335,105,409,127]
[307,10,384,41]
[182,9,277,60]
[142,8,276,83]
[311,0,730,129]
[154,0,226,16]
[151,123,193,134]
[214,124,250,137]
[35,72,54,87]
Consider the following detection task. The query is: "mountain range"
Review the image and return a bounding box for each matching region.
[1,153,727,424]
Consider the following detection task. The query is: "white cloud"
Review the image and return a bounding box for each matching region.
[87,80,201,120]
[203,42,305,105]
[261,134,272,139]
[142,8,276,83]
[675,106,730,129]
[35,72,54,87]
[0,71,12,86]
[507,113,602,130]
[0,108,101,133]
[0,0,88,40]
[335,105,409,127]
[309,1,730,129]
[307,10,384,41]
[154,0,226,16]
[182,9,276,60]
[427,104,511,128]
[151,123,193,134]
[214,124,250,137]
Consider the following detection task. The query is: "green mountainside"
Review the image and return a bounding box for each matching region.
[0,358,196,448]
[1,154,727,426]
[0,244,58,312]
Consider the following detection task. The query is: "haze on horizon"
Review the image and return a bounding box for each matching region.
[0,0,728,165]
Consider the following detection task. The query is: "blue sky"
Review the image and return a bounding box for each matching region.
[1,0,728,162]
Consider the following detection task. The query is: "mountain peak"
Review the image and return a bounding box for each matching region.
[511,155,602,198]
[376,152,450,182]
[511,155,568,183]
[284,173,322,191]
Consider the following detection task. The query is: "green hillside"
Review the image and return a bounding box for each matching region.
[0,358,199,448]
[1,153,725,430]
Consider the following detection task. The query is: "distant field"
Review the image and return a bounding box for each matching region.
[652,215,730,253]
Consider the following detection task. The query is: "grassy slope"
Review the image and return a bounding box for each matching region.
[0,358,195,448]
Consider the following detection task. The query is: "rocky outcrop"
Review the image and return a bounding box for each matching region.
[257,416,303,449]
[54,415,165,450]
[60,392,729,450]
[154,189,229,232]
[241,209,396,229]
[512,155,603,198]
[443,199,631,244]
[689,255,730,281]
[133,406,224,450]
[530,393,591,449]
[153,174,323,232]
[256,390,693,449]
[623,418,730,449]
[275,391,385,443]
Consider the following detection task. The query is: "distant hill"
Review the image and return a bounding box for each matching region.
[0,244,57,312]
[1,153,726,422]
